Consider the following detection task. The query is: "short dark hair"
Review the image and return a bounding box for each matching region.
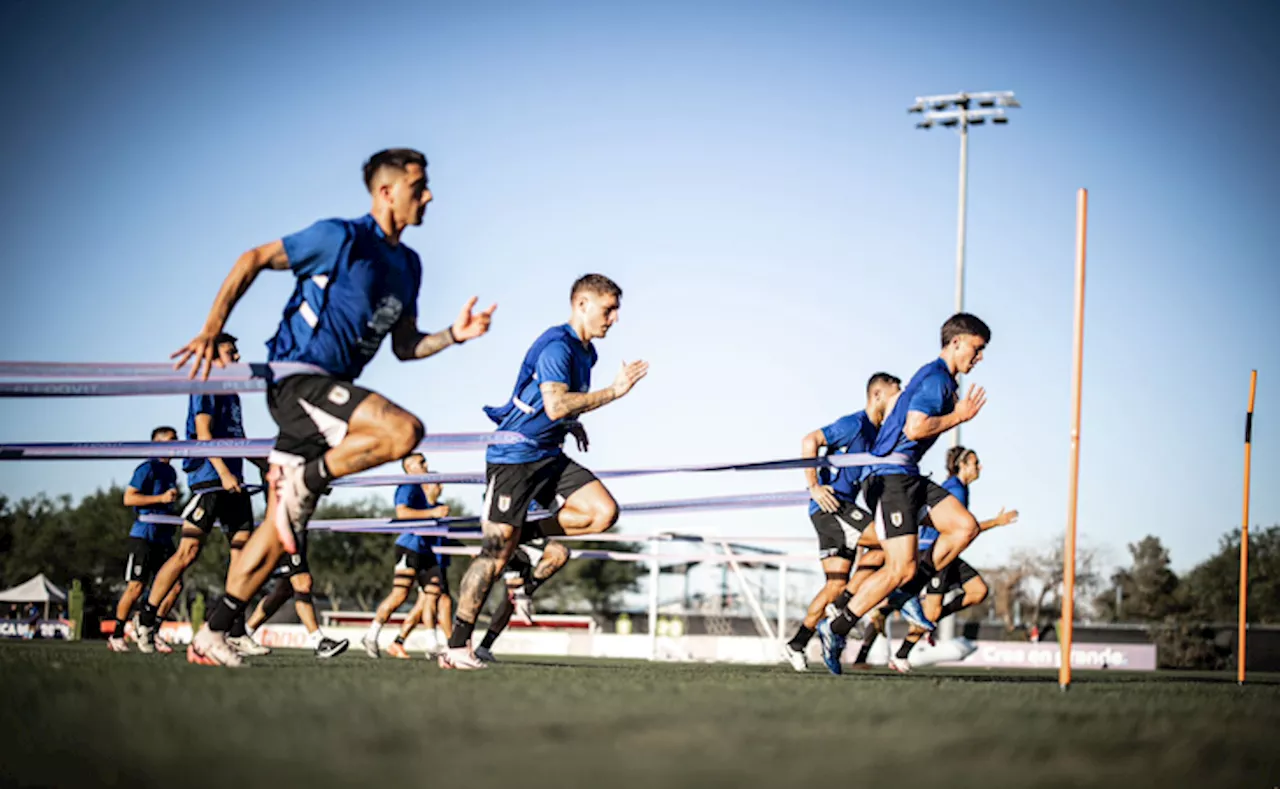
[401,453,424,472]
[941,313,991,348]
[362,148,428,192]
[214,332,237,347]
[151,426,177,441]
[946,445,978,477]
[866,372,901,396]
[570,274,622,303]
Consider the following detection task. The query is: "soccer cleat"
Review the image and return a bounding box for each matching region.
[153,637,173,655]
[816,619,845,676]
[439,646,487,670]
[896,595,936,633]
[273,463,318,555]
[227,635,272,656]
[386,642,410,659]
[782,642,808,672]
[188,625,244,668]
[825,604,867,642]
[888,656,913,674]
[475,645,497,663]
[315,637,349,659]
[133,622,157,654]
[509,588,534,626]
[360,632,380,658]
[107,636,129,653]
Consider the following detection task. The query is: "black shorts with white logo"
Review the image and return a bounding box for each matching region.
[267,374,375,466]
[927,558,981,596]
[861,474,953,541]
[272,532,310,578]
[125,538,174,584]
[181,486,254,537]
[394,545,444,590]
[809,501,871,560]
[483,455,599,531]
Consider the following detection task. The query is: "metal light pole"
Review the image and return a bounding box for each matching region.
[908,90,1019,448]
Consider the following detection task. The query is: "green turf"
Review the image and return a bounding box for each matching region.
[2,641,1278,789]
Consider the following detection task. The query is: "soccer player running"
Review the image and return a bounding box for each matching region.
[242,534,349,659]
[109,427,182,652]
[781,373,901,672]
[363,452,451,658]
[819,314,990,662]
[135,333,267,655]
[875,444,1018,672]
[442,274,647,670]
[173,148,495,667]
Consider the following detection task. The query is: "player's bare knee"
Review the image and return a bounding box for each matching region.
[385,414,424,459]
[968,579,989,605]
[590,498,619,532]
[545,542,571,568]
[291,576,313,595]
[893,562,917,588]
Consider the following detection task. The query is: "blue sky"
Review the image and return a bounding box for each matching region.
[0,0,1277,576]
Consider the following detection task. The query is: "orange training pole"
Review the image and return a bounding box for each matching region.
[1060,188,1087,690]
[1238,370,1257,684]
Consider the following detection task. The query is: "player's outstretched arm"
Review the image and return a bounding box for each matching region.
[979,507,1018,531]
[541,360,649,421]
[172,241,290,380]
[902,384,987,442]
[392,296,497,361]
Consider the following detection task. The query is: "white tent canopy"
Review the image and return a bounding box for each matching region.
[0,574,67,604]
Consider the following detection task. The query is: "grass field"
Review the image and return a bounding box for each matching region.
[3,641,1278,789]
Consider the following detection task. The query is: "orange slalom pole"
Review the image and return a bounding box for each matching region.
[1238,370,1257,684]
[1060,188,1088,690]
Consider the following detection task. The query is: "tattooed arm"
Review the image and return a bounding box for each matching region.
[391,296,498,361]
[541,360,649,421]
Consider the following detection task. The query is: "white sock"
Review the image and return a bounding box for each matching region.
[366,621,382,640]
[307,629,323,646]
[244,624,256,639]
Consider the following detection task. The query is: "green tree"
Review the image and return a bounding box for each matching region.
[1178,525,1280,624]
[1095,536,1181,622]
[536,541,644,616]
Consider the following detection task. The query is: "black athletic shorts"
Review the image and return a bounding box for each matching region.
[809,501,872,560]
[266,374,376,466]
[394,545,445,590]
[483,455,599,531]
[181,485,254,537]
[272,532,310,578]
[125,538,174,583]
[927,558,981,596]
[861,474,953,540]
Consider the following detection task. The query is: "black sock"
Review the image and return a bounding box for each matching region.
[139,602,159,628]
[302,456,332,495]
[939,597,968,619]
[111,617,125,638]
[480,630,499,650]
[448,619,475,649]
[788,625,815,650]
[525,576,544,596]
[394,635,405,645]
[207,595,246,633]
[228,608,247,638]
[854,640,874,664]
[832,590,853,611]
[896,638,919,660]
[898,572,931,599]
[830,611,860,638]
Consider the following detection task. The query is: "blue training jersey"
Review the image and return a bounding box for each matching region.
[392,484,450,567]
[919,475,969,551]
[868,358,958,477]
[127,460,178,543]
[808,410,878,515]
[484,324,597,465]
[267,214,423,382]
[183,393,246,487]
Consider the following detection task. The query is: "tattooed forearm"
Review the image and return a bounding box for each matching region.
[541,382,618,421]
[411,327,456,360]
[391,319,456,361]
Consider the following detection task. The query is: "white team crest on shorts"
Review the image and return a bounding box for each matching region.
[328,386,351,406]
[931,576,942,589]
[890,511,904,527]
[193,507,205,521]
[852,510,863,521]
[290,555,303,567]
[497,495,511,513]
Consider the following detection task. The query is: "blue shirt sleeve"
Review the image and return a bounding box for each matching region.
[907,374,947,417]
[128,463,151,490]
[282,219,350,279]
[394,484,415,507]
[821,414,861,449]
[535,340,575,386]
[190,394,216,417]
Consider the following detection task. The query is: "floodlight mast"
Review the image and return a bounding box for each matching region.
[908,90,1019,448]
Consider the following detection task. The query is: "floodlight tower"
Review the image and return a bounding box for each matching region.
[908,90,1019,446]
